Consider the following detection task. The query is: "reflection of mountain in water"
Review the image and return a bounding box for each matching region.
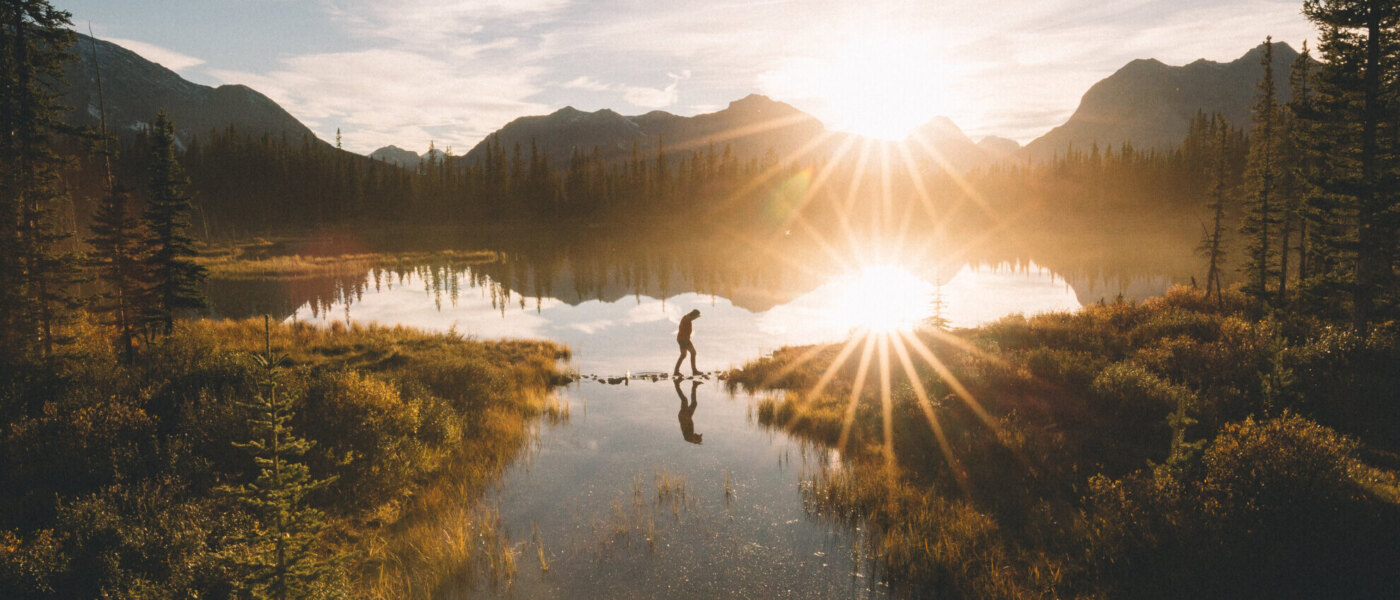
[205,223,1206,323]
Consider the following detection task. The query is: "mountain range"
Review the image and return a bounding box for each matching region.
[55,33,1295,170]
[1024,41,1299,161]
[60,32,317,146]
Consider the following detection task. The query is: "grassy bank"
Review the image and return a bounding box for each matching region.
[196,243,501,280]
[729,287,1400,599]
[0,315,570,598]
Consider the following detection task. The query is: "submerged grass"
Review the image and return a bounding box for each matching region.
[733,286,1400,599]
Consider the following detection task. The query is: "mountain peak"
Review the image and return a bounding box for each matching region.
[911,116,969,142]
[1024,41,1308,163]
[370,145,422,167]
[61,34,318,147]
[729,93,777,108]
[1239,40,1298,63]
[724,94,799,115]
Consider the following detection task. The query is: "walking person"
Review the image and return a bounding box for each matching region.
[673,309,701,378]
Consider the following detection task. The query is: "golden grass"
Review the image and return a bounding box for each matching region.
[197,248,500,280]
[163,317,570,598]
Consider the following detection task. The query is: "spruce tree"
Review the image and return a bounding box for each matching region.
[1301,0,1400,332]
[0,0,80,360]
[1283,41,1322,300]
[87,184,146,362]
[142,112,206,333]
[1241,38,1283,308]
[223,317,342,599]
[1198,115,1234,307]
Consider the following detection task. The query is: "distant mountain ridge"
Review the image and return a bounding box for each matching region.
[460,94,1012,174]
[60,33,320,146]
[1023,41,1302,162]
[461,94,826,166]
[369,145,421,168]
[63,33,1297,177]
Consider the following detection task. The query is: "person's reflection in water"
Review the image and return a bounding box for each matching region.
[674,378,703,445]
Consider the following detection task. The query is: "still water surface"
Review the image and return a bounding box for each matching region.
[206,235,1193,596]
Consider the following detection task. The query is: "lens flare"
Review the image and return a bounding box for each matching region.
[828,265,933,333]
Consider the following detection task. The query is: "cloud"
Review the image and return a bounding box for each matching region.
[104,37,205,71]
[623,71,690,110]
[208,47,548,153]
[324,0,569,50]
[562,76,610,91]
[200,0,1314,151]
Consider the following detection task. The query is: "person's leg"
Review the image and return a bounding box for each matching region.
[688,342,699,375]
[674,342,686,376]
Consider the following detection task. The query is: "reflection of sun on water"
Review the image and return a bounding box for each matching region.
[828,265,933,333]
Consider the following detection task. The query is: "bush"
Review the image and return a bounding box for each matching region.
[1087,413,1400,599]
[53,480,239,599]
[0,529,62,598]
[1087,362,1194,470]
[299,370,427,507]
[4,397,155,500]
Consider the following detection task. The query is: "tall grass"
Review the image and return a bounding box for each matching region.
[733,286,1400,598]
[0,314,571,599]
[197,248,500,280]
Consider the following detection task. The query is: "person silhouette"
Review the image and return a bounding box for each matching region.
[673,309,701,378]
[674,378,702,445]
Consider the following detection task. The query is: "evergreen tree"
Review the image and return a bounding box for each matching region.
[87,184,146,362]
[925,276,950,331]
[1302,0,1400,332]
[142,112,206,333]
[1198,115,1234,307]
[1283,41,1319,298]
[0,0,80,360]
[1241,38,1283,307]
[223,317,342,599]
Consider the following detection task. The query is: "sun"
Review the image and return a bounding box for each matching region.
[828,265,934,333]
[760,33,962,141]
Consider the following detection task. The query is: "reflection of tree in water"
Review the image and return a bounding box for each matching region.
[206,222,1206,322]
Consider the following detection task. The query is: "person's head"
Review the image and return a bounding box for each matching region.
[688,309,701,319]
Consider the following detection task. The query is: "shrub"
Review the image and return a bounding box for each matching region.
[299,370,426,507]
[1087,413,1400,599]
[1087,362,1194,469]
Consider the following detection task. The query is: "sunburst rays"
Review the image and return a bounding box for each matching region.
[713,122,1027,487]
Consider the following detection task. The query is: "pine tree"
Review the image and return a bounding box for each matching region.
[87,184,146,362]
[1198,115,1234,308]
[1283,41,1319,299]
[0,0,81,360]
[1241,38,1283,308]
[925,275,950,331]
[142,112,206,333]
[1301,0,1400,332]
[223,317,342,599]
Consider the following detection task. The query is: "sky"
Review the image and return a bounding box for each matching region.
[60,0,1315,154]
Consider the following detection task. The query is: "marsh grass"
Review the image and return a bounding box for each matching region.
[582,468,699,558]
[0,314,571,599]
[198,247,500,280]
[733,286,1400,598]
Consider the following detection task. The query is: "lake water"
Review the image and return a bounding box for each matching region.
[205,229,1199,596]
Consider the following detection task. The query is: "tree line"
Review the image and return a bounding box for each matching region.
[1195,5,1400,335]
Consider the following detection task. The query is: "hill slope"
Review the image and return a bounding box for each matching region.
[60,33,319,145]
[1024,41,1300,162]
